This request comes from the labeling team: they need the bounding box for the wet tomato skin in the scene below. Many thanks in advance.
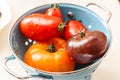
[45,4,63,21]
[20,13,62,42]
[24,37,75,72]
[66,30,107,64]
[64,20,88,40]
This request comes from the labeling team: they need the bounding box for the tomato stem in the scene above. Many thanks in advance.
[58,22,66,33]
[51,3,59,8]
[46,42,56,53]
[79,20,82,22]
[80,31,85,38]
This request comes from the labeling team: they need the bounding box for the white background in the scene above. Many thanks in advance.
[0,0,120,80]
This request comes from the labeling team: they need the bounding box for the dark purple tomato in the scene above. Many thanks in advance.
[66,30,107,64]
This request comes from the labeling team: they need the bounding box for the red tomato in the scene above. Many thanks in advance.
[64,20,88,40]
[45,4,63,21]
[20,13,62,42]
[24,37,75,72]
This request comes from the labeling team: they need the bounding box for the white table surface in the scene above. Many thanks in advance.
[0,0,120,80]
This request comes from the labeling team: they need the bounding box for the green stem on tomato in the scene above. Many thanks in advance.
[80,31,85,38]
[46,42,56,53]
[58,22,66,33]
[51,3,59,8]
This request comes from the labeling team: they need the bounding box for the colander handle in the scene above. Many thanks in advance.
[3,54,53,80]
[85,2,112,23]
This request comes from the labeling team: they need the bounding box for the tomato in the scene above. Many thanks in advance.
[66,30,107,64]
[24,37,75,72]
[20,13,62,42]
[64,20,88,40]
[45,4,63,21]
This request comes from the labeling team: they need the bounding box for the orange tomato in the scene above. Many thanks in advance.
[24,37,75,72]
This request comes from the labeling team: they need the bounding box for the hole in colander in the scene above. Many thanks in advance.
[88,24,92,29]
[92,69,96,73]
[84,76,88,79]
[28,39,32,43]
[33,41,37,44]
[24,38,35,46]
[25,41,29,46]
[25,70,29,73]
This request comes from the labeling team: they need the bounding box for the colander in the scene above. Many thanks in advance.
[3,2,112,80]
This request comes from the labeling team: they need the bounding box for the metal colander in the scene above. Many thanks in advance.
[3,2,111,80]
